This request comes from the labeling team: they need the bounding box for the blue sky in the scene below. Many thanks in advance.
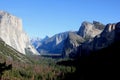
[0,0,120,38]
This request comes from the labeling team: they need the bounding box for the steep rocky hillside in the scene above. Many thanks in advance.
[0,38,31,63]
[63,21,105,57]
[70,22,119,58]
[78,21,104,40]
[63,32,84,57]
[37,31,72,54]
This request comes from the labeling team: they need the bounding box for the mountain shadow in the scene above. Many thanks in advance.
[0,62,12,79]
[57,40,115,80]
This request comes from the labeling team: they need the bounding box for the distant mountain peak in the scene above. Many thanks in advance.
[44,35,49,38]
[78,21,104,39]
[42,35,49,41]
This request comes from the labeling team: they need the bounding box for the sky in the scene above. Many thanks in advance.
[0,0,120,38]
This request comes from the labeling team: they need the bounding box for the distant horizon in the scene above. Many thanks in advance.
[0,0,120,38]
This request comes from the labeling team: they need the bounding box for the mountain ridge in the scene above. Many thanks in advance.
[37,31,72,54]
[69,22,120,58]
[34,21,105,57]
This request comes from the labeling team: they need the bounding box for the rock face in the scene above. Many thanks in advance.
[0,38,32,63]
[63,32,84,57]
[35,21,105,57]
[31,37,42,49]
[31,36,49,49]
[37,31,71,54]
[115,22,120,41]
[71,22,120,58]
[0,11,38,55]
[63,21,105,57]
[78,21,104,40]
[93,21,105,30]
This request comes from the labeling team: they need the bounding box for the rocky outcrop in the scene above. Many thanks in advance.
[35,21,105,57]
[37,31,71,54]
[31,37,42,49]
[63,32,84,57]
[0,11,38,55]
[115,22,120,41]
[71,22,120,58]
[31,36,49,49]
[93,21,105,30]
[78,21,104,40]
[63,21,104,57]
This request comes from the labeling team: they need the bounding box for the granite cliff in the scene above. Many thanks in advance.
[0,11,38,55]
[69,22,120,58]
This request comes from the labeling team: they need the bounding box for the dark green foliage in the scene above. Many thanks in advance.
[57,41,115,80]
[0,53,76,80]
[0,39,31,63]
[0,62,12,79]
[0,38,76,80]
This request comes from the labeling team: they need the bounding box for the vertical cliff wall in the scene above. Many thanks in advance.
[0,11,38,55]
